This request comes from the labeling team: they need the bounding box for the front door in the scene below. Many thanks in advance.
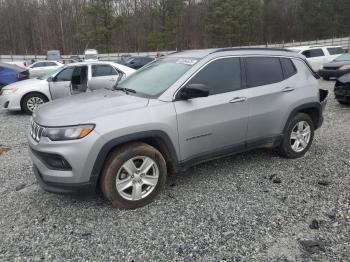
[49,67,75,100]
[174,57,250,162]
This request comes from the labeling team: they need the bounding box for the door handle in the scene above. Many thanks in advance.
[282,87,295,93]
[229,97,247,104]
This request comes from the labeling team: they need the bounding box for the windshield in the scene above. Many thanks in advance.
[117,57,198,97]
[38,66,63,80]
[335,53,350,62]
[85,54,98,60]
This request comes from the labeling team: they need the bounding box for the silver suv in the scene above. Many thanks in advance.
[28,49,329,209]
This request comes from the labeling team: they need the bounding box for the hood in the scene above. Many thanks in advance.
[33,89,149,126]
[2,78,45,90]
[323,61,350,68]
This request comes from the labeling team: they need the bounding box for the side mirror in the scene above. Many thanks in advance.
[178,84,209,100]
[47,76,54,82]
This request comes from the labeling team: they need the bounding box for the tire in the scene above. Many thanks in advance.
[21,93,48,114]
[278,113,315,159]
[100,142,167,209]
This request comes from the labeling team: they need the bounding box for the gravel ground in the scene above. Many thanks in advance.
[0,81,349,261]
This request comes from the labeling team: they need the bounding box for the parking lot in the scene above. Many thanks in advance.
[0,80,349,261]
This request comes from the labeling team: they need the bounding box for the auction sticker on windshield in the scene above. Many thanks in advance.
[176,59,198,66]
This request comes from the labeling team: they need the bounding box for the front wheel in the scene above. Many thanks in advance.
[22,93,48,114]
[278,113,315,159]
[101,142,167,209]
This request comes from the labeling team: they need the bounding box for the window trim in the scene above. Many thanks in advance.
[173,56,244,101]
[172,55,315,101]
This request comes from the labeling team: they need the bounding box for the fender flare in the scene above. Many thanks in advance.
[283,102,322,134]
[90,130,179,184]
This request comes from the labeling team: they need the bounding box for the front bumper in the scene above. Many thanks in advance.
[0,92,22,111]
[33,165,96,195]
[334,86,350,103]
[28,129,106,195]
[319,69,350,79]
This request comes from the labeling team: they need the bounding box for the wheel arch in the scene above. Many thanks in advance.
[20,91,50,110]
[283,102,322,134]
[91,131,180,187]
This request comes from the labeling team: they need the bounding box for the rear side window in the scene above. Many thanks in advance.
[92,65,118,77]
[302,49,324,58]
[188,57,241,95]
[327,47,344,55]
[245,57,284,88]
[280,58,297,79]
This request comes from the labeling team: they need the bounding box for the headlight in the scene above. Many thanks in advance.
[42,124,95,141]
[2,87,18,94]
[339,65,350,70]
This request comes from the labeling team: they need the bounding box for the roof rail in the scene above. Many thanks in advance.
[211,47,293,54]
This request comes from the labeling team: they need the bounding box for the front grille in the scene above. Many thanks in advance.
[30,120,45,142]
[323,67,339,70]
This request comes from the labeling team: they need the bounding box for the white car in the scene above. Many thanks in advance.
[28,61,63,78]
[84,49,99,62]
[288,45,345,71]
[0,61,135,114]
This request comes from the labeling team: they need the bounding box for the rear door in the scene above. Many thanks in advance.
[244,56,300,146]
[175,57,250,161]
[49,67,75,100]
[88,64,119,90]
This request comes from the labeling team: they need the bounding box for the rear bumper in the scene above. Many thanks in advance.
[33,165,96,195]
[319,69,350,79]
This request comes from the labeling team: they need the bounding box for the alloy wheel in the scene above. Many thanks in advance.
[290,121,311,153]
[115,156,159,201]
[26,97,44,112]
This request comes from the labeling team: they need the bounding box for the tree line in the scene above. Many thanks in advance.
[0,0,349,55]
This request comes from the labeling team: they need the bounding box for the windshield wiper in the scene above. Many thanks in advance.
[113,86,136,94]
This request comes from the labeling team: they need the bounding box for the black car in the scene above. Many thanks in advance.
[334,73,350,104]
[124,56,154,69]
[319,53,350,80]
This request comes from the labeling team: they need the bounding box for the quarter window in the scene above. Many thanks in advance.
[302,49,324,58]
[280,58,297,79]
[187,57,241,95]
[245,57,284,88]
[92,65,118,77]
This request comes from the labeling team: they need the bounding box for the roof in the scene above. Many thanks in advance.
[288,45,342,51]
[167,48,304,59]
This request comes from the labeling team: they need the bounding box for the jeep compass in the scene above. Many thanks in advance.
[28,48,329,209]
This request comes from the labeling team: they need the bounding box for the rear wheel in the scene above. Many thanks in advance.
[21,93,48,114]
[101,142,167,209]
[278,113,314,158]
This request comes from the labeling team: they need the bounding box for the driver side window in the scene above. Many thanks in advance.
[55,67,74,82]
[187,57,242,96]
